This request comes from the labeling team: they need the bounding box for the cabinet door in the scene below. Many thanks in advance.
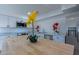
[9,17,17,27]
[0,15,8,27]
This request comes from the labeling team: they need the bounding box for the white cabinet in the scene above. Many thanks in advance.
[9,17,17,27]
[0,15,8,27]
[53,32,65,43]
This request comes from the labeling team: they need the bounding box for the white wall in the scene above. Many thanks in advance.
[35,15,66,35]
[35,15,79,36]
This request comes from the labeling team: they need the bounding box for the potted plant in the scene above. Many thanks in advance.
[26,11,38,43]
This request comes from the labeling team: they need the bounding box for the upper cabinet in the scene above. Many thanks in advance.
[9,17,17,27]
[0,15,8,27]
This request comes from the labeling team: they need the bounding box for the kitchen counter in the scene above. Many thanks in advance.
[1,35,74,55]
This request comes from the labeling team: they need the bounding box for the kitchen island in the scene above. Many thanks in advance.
[1,35,74,55]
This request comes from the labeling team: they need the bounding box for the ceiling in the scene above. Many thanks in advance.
[0,4,61,19]
[64,5,79,19]
[66,11,79,19]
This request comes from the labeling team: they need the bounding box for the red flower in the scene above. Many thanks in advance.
[35,25,40,32]
[53,22,59,30]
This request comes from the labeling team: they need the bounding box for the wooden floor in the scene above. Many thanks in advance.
[1,35,74,55]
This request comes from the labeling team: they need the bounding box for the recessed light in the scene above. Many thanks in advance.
[27,12,31,16]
